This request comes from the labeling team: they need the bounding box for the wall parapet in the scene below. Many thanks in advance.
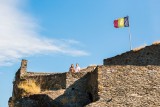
[104,44,160,66]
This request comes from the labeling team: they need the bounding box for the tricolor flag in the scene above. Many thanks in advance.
[114,16,129,28]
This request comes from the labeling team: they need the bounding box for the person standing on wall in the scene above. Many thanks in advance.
[75,63,80,72]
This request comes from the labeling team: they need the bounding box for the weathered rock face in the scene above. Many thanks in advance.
[104,44,160,66]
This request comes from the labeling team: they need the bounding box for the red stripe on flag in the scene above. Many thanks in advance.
[114,20,118,28]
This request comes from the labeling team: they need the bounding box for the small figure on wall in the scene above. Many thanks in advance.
[69,64,75,73]
[75,63,80,72]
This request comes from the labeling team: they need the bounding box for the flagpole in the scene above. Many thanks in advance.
[128,25,132,50]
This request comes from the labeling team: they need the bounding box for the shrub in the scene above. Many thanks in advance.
[18,79,40,96]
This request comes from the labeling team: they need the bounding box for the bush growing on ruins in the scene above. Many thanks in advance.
[18,79,40,96]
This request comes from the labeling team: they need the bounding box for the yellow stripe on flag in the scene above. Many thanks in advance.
[118,18,124,27]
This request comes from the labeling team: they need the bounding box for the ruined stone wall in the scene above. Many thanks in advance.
[104,44,160,66]
[51,72,92,107]
[50,66,98,106]
[9,43,160,107]
[9,61,98,107]
[66,66,96,88]
[87,66,102,102]
[88,65,160,107]
[12,72,67,101]
[66,72,88,89]
[10,63,160,107]
[24,72,66,91]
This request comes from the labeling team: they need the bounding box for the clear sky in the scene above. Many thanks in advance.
[1,0,160,106]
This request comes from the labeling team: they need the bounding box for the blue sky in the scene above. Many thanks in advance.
[1,0,160,106]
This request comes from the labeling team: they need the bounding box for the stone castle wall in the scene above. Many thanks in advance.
[104,44,160,66]
[9,44,160,107]
[23,72,66,91]
[86,65,160,107]
[9,62,160,107]
[9,60,98,107]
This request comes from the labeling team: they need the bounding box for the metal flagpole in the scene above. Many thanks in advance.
[128,25,132,50]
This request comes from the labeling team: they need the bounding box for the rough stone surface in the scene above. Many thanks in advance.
[85,65,160,107]
[9,44,160,107]
[9,64,97,107]
[104,44,160,66]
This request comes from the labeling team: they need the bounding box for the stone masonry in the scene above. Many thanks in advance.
[9,44,160,107]
[104,44,160,66]
[9,60,97,107]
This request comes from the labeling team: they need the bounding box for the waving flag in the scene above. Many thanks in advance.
[114,16,129,28]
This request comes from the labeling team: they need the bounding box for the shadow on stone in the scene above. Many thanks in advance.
[14,69,99,107]
[15,94,53,107]
[51,71,99,107]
